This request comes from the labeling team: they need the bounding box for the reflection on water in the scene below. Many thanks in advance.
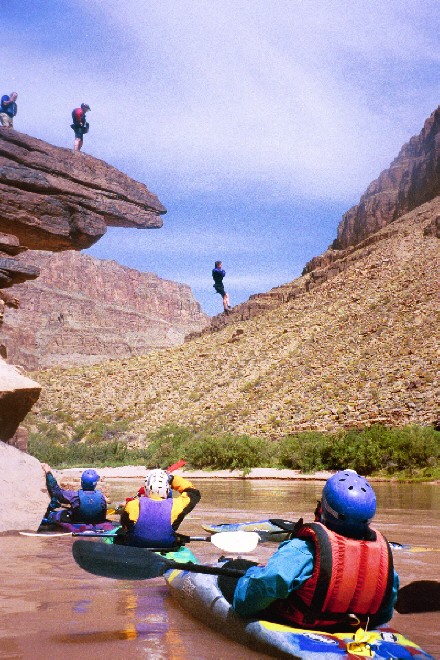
[0,479,438,659]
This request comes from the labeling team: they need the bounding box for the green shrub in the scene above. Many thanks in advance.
[186,434,271,473]
[278,432,327,472]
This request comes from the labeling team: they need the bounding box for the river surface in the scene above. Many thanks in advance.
[1,479,439,659]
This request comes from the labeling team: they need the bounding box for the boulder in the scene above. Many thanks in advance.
[0,442,49,532]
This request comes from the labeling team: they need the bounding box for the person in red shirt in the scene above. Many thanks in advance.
[71,103,90,152]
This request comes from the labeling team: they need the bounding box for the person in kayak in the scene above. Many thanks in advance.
[41,464,108,524]
[212,261,232,314]
[119,469,201,548]
[232,470,399,631]
[71,102,90,152]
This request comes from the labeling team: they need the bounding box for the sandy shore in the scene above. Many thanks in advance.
[48,466,440,484]
[53,466,334,481]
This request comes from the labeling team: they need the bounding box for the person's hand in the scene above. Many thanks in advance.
[41,463,51,474]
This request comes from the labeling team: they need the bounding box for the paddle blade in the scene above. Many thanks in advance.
[72,540,168,580]
[167,459,186,473]
[210,531,260,553]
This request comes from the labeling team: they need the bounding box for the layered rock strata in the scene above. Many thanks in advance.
[0,129,166,252]
[2,250,208,369]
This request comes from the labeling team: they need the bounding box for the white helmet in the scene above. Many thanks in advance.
[145,469,170,499]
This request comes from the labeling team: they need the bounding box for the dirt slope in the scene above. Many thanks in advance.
[32,199,439,442]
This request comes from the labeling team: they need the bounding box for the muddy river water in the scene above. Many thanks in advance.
[1,479,439,659]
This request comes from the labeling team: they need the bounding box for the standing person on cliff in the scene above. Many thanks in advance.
[71,103,90,152]
[212,260,232,314]
[0,92,18,127]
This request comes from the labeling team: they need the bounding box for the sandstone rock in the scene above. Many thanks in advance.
[1,250,209,369]
[0,359,41,441]
[0,129,166,251]
[0,442,49,532]
[331,106,440,252]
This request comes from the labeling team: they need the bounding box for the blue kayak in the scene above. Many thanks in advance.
[165,560,434,659]
[202,519,436,552]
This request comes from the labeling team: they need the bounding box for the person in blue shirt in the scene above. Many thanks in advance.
[41,464,108,525]
[232,470,399,631]
[212,261,232,314]
[0,92,18,128]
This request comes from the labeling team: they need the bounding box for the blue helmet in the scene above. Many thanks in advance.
[81,469,100,491]
[321,469,376,538]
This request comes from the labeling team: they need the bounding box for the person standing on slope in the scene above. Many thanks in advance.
[212,260,232,314]
[71,102,90,152]
[232,470,399,631]
[119,469,201,548]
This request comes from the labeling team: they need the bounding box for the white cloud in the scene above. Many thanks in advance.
[81,0,440,201]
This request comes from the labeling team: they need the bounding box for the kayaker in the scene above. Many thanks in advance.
[41,464,108,524]
[232,470,399,630]
[118,469,201,548]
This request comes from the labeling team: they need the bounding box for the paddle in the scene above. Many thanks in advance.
[72,530,259,551]
[266,519,438,553]
[71,540,440,614]
[72,540,248,580]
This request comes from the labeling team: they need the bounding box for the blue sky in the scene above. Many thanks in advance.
[3,1,439,314]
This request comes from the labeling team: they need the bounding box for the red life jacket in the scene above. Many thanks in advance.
[268,522,394,629]
[72,107,84,125]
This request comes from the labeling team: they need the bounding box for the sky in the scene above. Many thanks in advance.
[2,1,439,315]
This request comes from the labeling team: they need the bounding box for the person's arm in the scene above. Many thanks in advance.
[232,538,315,618]
[41,463,79,508]
[120,499,140,531]
[373,569,400,626]
[170,475,201,529]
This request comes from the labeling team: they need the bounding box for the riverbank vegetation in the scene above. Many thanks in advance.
[28,421,439,480]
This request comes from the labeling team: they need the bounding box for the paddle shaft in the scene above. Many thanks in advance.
[161,558,245,578]
[72,533,211,541]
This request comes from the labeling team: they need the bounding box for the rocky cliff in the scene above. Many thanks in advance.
[191,106,440,337]
[1,250,208,369]
[0,129,170,530]
[307,105,440,263]
[0,129,166,252]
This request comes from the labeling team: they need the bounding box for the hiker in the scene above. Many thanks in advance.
[0,92,18,128]
[41,464,108,525]
[231,470,399,630]
[71,102,90,152]
[118,469,201,548]
[212,261,232,313]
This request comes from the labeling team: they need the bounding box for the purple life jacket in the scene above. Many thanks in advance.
[128,496,176,548]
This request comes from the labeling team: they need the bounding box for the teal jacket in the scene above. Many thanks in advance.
[232,537,399,625]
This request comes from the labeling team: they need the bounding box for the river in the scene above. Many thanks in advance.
[1,479,438,659]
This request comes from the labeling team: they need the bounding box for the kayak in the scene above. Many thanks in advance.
[202,520,437,552]
[202,519,288,542]
[165,560,434,659]
[39,520,117,534]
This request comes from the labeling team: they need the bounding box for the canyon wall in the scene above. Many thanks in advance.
[2,250,208,369]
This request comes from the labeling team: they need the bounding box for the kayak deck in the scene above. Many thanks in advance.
[165,562,434,659]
